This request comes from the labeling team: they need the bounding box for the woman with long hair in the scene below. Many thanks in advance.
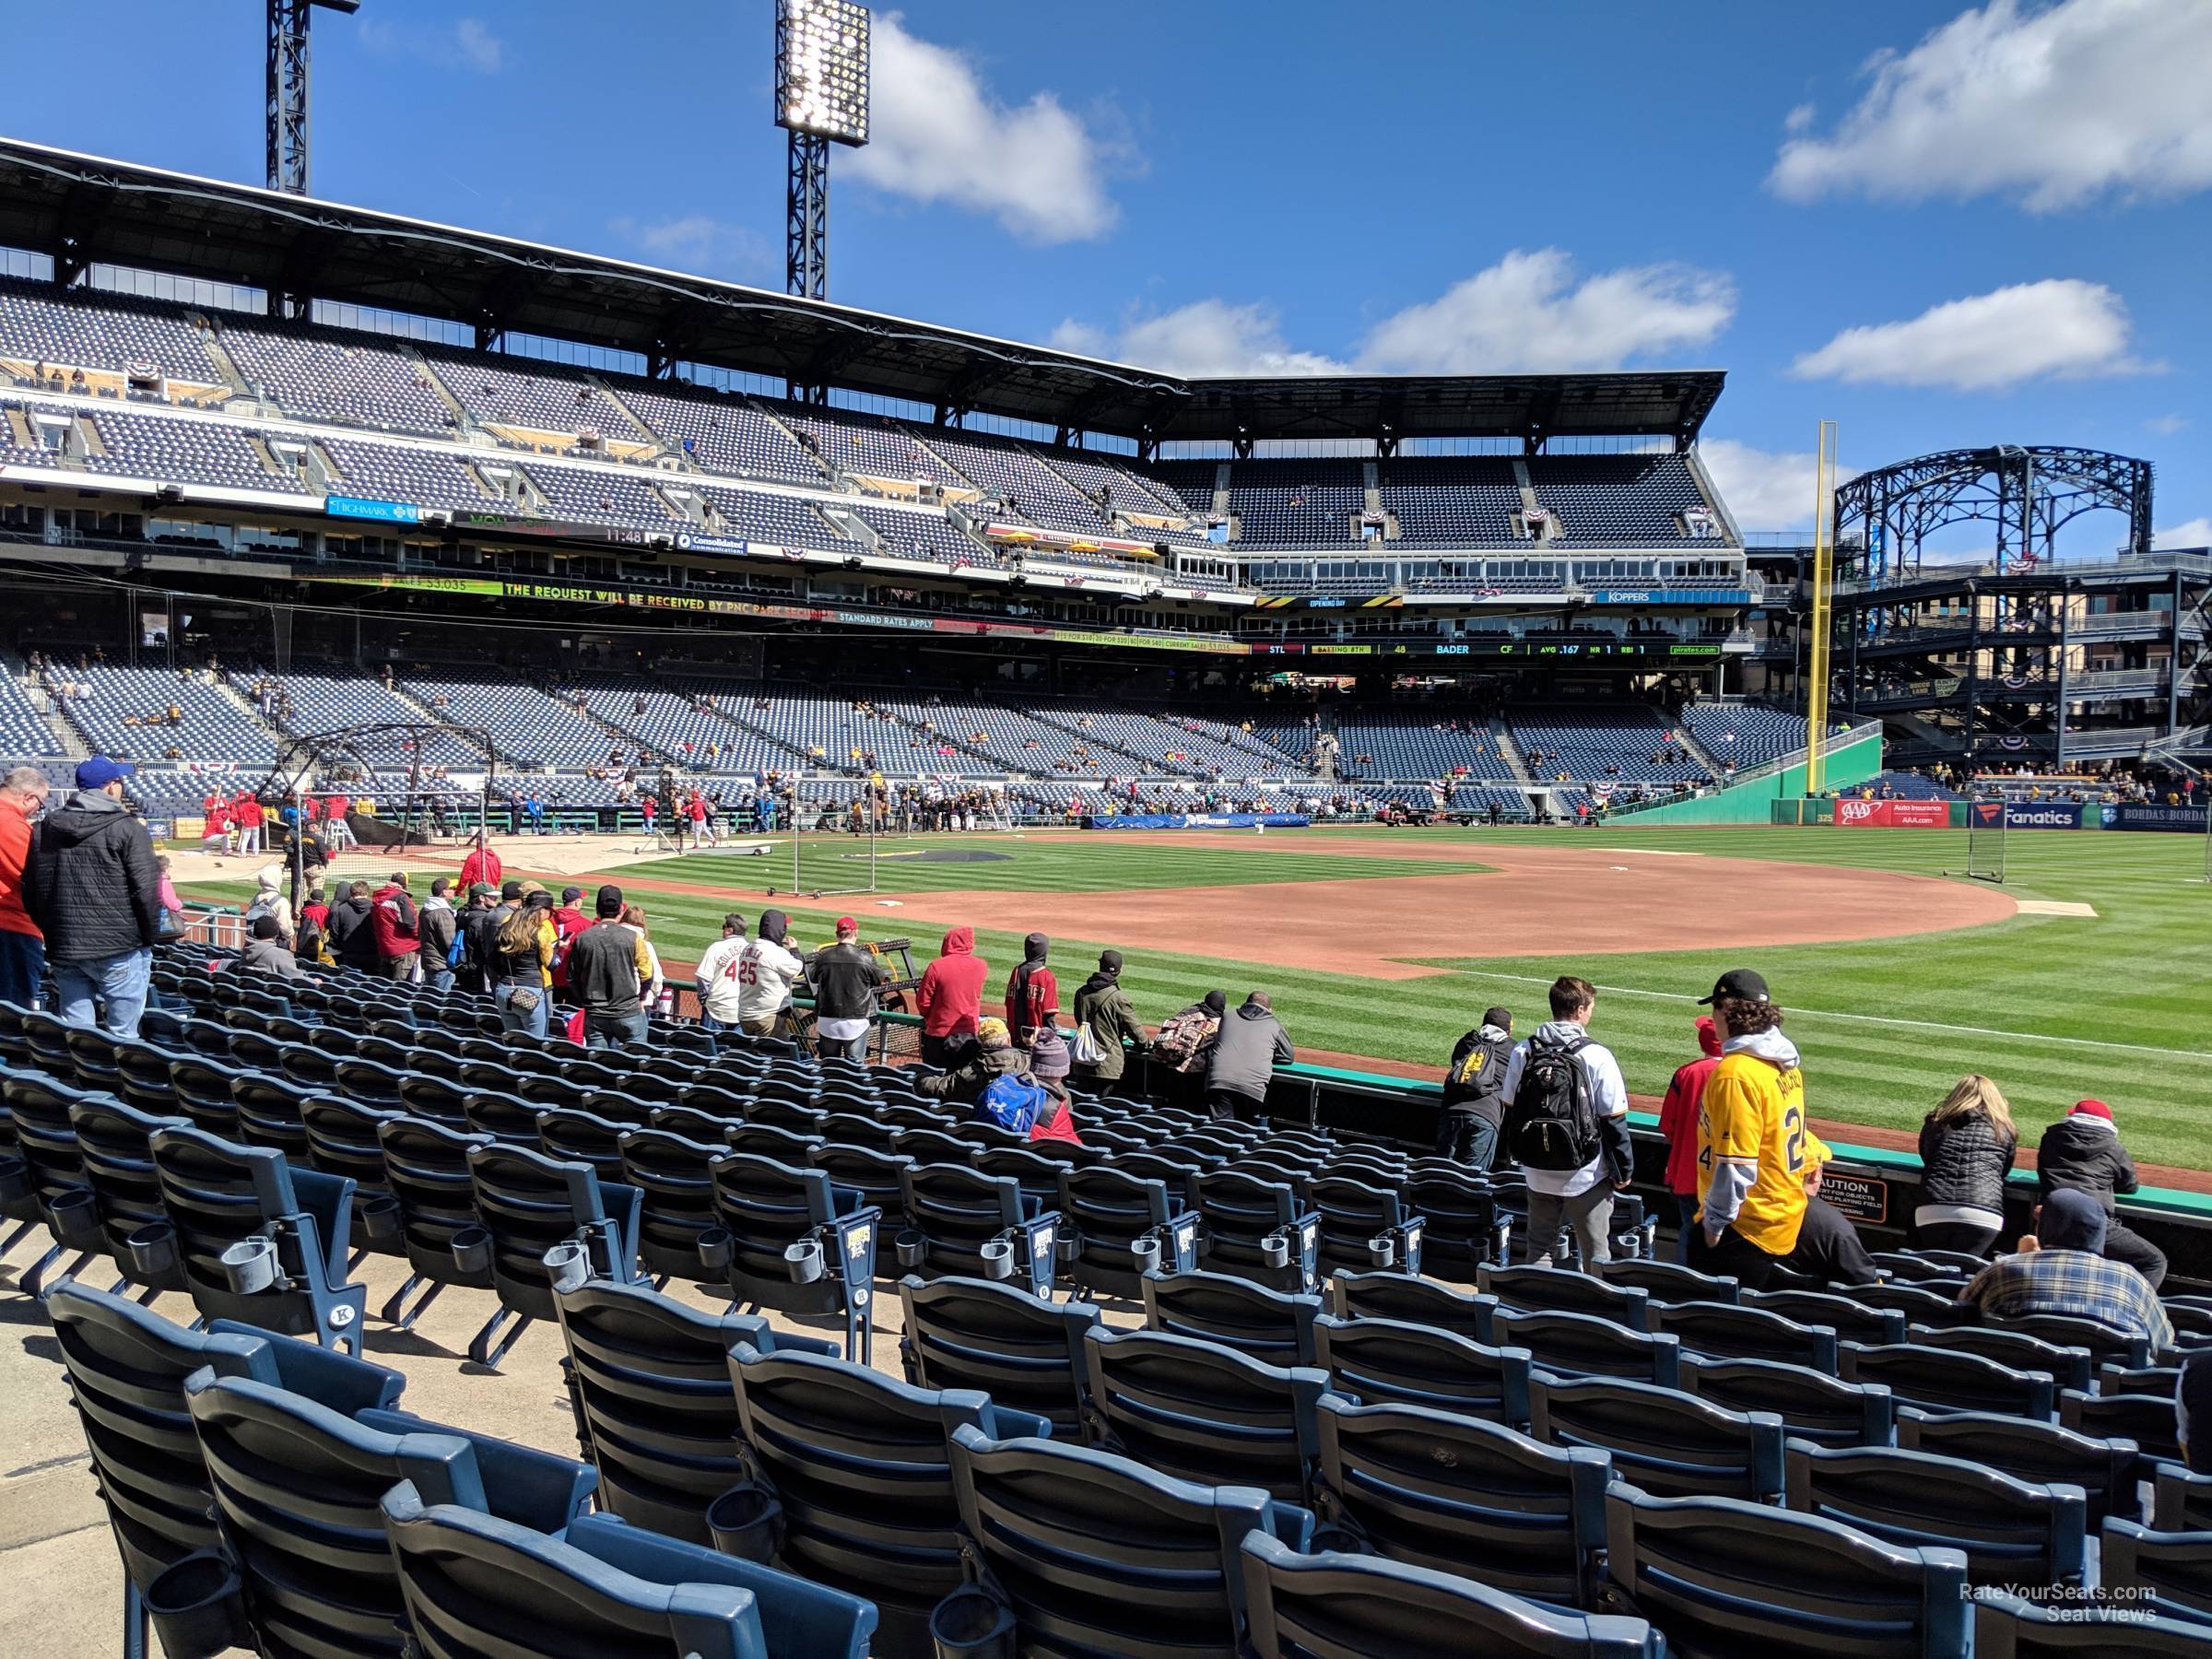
[489,888,556,1039]
[1913,1073,2018,1258]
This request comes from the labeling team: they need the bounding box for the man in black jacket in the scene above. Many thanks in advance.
[21,757,162,1037]
[1438,1006,1513,1170]
[567,883,653,1051]
[2037,1099,2167,1288]
[325,880,378,971]
[806,916,887,1060]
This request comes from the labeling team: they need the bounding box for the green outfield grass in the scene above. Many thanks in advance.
[609,841,1494,894]
[184,821,2212,1168]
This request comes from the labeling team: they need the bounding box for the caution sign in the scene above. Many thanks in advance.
[1819,1170,1888,1226]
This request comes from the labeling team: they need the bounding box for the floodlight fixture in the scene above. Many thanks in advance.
[775,0,871,147]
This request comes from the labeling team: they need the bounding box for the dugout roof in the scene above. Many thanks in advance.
[0,137,1724,447]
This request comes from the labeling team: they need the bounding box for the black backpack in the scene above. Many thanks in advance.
[1506,1032,1600,1171]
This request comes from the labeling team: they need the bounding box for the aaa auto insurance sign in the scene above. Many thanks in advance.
[1835,798,1950,828]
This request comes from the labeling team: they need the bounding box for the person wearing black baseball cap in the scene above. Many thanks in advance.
[22,756,162,1038]
[567,883,655,1051]
[1689,968,1877,1289]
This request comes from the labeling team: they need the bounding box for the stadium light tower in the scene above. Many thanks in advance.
[773,0,870,300]
[266,0,360,196]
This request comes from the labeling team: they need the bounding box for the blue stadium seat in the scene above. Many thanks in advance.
[549,1278,834,1545]
[44,1280,403,1659]
[181,1370,597,1657]
[1480,1263,1652,1330]
[702,1151,878,1362]
[1841,1344,2057,1420]
[1400,1167,1510,1280]
[147,1124,369,1353]
[1598,1484,1971,1657]
[373,1114,494,1330]
[2062,1387,2182,1462]
[724,1338,1047,1659]
[1896,1406,2140,1525]
[2157,1465,2212,1532]
[1310,1394,1610,1609]
[1598,1256,1741,1306]
[1193,1168,1320,1292]
[1743,1285,1907,1347]
[1972,1589,2212,1655]
[1055,1165,1199,1299]
[898,1161,1056,1298]
[1329,1269,1498,1342]
[67,1093,193,1296]
[928,1424,1310,1655]
[1650,1299,1839,1372]
[1783,1439,2087,1589]
[896,1273,1101,1435]
[380,1483,877,1659]
[1312,1312,1534,1429]
[1140,1267,1323,1366]
[1530,1373,1786,1502]
[2100,1519,2212,1624]
[1493,1307,1683,1387]
[1240,1530,1665,1657]
[465,1141,643,1371]
[1990,1312,2153,1372]
[1908,1324,2095,1394]
[0,1069,110,1295]
[618,1127,732,1288]
[1078,1324,1327,1503]
[1305,1173,1425,1277]
[1677,1353,1897,1450]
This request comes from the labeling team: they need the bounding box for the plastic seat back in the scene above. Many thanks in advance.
[725,1340,1038,1654]
[1599,1257,1741,1305]
[1240,1530,1664,1656]
[1311,1394,1608,1609]
[1531,1372,1786,1502]
[1401,1170,1507,1281]
[1897,1407,2139,1527]
[1079,1325,1327,1503]
[1312,1312,1534,1429]
[1989,1312,2151,1371]
[1678,1353,1897,1450]
[379,1484,875,1659]
[2060,1388,2181,1461]
[1057,1166,1196,1299]
[1493,1307,1682,1387]
[1909,1324,2094,1394]
[1479,1264,1652,1331]
[1330,1269,1497,1343]
[705,1151,877,1357]
[69,1094,191,1287]
[549,1279,833,1545]
[937,1425,1290,1656]
[1841,1343,2056,1420]
[166,1053,250,1138]
[537,1107,633,1185]
[614,1128,726,1286]
[1784,1440,2088,1590]
[1141,1268,1322,1366]
[1194,1169,1319,1293]
[1742,1286,1908,1347]
[468,1141,641,1324]
[900,1162,1055,1298]
[377,1115,495,1287]
[896,1274,1101,1435]
[300,1091,402,1191]
[2104,1518,2212,1624]
[1650,1299,1839,1373]
[1307,1173,1423,1277]
[1972,1589,2212,1655]
[148,1124,368,1352]
[1601,1484,1971,1658]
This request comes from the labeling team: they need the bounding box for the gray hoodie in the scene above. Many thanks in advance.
[1205,999,1294,1102]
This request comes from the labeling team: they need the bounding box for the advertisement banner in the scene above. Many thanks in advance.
[1834,798,1950,828]
[2112,804,2210,833]
[1084,814,1311,831]
[2003,801,2084,830]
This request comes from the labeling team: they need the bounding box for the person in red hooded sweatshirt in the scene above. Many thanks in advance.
[1004,932,1059,1050]
[1658,1015,1724,1264]
[368,871,421,983]
[458,830,501,894]
[916,924,987,1067]
[549,885,589,1004]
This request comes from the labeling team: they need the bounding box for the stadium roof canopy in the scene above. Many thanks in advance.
[0,138,1724,449]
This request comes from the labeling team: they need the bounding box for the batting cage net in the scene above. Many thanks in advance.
[1964,796,2007,884]
[782,777,880,899]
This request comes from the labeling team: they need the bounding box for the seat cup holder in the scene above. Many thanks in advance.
[358,1193,402,1244]
[705,1483,784,1563]
[1260,1233,1291,1270]
[929,1588,1018,1659]
[48,1187,101,1246]
[126,1220,181,1278]
[1131,1235,1161,1274]
[896,1228,928,1269]
[696,1226,733,1270]
[218,1234,277,1295]
[1368,1234,1396,1269]
[143,1549,251,1659]
[980,1239,1015,1281]
[784,1238,825,1284]
[543,1240,591,1293]
[1053,1232,1081,1265]
[451,1224,493,1277]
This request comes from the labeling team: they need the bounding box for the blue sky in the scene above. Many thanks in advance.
[3,0,2206,544]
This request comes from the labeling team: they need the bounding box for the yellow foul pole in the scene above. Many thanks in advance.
[1806,419,1838,795]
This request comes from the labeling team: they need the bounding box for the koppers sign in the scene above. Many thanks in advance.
[1835,798,1951,828]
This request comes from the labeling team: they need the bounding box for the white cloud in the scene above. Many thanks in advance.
[2154,518,2212,549]
[1054,249,1734,379]
[1770,0,2212,211]
[2146,413,2190,436]
[846,13,1120,243]
[359,15,504,74]
[610,216,772,278]
[1050,300,1344,377]
[1789,279,2154,392]
[1697,439,1862,531]
[1355,250,1734,375]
